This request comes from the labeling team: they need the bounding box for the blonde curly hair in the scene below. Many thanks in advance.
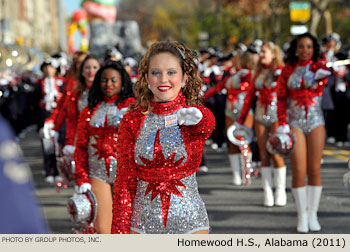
[131,41,203,112]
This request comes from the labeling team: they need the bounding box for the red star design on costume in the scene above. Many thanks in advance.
[293,79,317,120]
[91,114,117,176]
[138,130,186,228]
[259,87,276,114]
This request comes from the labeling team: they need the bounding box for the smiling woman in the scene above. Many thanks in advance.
[276,32,331,233]
[74,61,135,234]
[111,41,216,234]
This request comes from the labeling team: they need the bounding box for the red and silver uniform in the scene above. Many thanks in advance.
[46,76,76,125]
[238,66,284,126]
[38,76,64,112]
[75,96,135,186]
[111,93,215,234]
[277,59,329,134]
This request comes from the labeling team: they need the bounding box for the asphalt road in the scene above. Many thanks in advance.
[20,129,350,234]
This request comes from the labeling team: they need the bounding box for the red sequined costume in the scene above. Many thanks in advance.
[75,96,135,186]
[45,76,77,126]
[204,69,252,121]
[238,66,284,126]
[277,59,329,134]
[38,76,64,112]
[111,93,215,234]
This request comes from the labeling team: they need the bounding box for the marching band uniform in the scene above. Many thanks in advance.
[277,59,329,134]
[277,58,330,232]
[53,84,89,147]
[238,65,283,127]
[37,75,63,180]
[74,96,135,186]
[204,69,252,185]
[111,92,215,234]
[238,65,287,206]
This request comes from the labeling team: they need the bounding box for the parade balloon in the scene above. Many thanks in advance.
[72,9,87,22]
[81,0,117,6]
[82,0,117,23]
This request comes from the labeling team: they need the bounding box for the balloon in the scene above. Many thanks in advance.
[82,1,117,23]
[72,9,88,22]
[81,0,117,6]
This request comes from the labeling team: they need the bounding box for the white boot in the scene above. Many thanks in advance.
[274,166,287,206]
[261,167,274,206]
[307,185,322,231]
[292,187,309,233]
[229,154,242,185]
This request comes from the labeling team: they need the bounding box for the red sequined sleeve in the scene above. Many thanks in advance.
[276,65,292,126]
[46,93,66,125]
[111,109,142,234]
[52,96,68,131]
[64,95,80,146]
[202,75,230,101]
[117,97,136,109]
[74,107,91,186]
[237,74,255,124]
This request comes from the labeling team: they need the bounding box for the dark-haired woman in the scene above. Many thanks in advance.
[277,33,330,233]
[75,61,135,233]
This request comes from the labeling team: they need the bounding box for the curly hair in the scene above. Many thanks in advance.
[75,54,100,97]
[285,32,320,64]
[130,41,203,112]
[88,61,134,109]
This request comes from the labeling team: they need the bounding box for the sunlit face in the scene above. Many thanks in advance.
[101,68,122,97]
[83,59,100,85]
[147,52,186,102]
[296,37,314,62]
[259,45,274,66]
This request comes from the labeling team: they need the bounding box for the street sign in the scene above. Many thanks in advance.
[290,25,308,35]
[289,1,311,22]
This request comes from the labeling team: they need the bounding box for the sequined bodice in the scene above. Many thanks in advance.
[77,90,89,112]
[134,111,188,167]
[89,102,123,128]
[287,64,318,90]
[255,69,277,89]
[225,73,241,89]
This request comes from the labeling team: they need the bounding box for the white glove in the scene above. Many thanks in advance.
[277,125,290,134]
[314,69,331,80]
[237,69,249,77]
[274,69,282,77]
[119,107,128,118]
[335,82,346,92]
[62,145,75,156]
[43,123,54,139]
[74,183,91,194]
[50,130,59,139]
[177,107,203,126]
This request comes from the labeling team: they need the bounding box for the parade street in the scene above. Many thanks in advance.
[20,128,350,234]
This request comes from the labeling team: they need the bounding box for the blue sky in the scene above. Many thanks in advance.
[62,0,82,17]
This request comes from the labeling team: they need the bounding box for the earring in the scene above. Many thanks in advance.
[181,82,185,88]
[148,84,151,89]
